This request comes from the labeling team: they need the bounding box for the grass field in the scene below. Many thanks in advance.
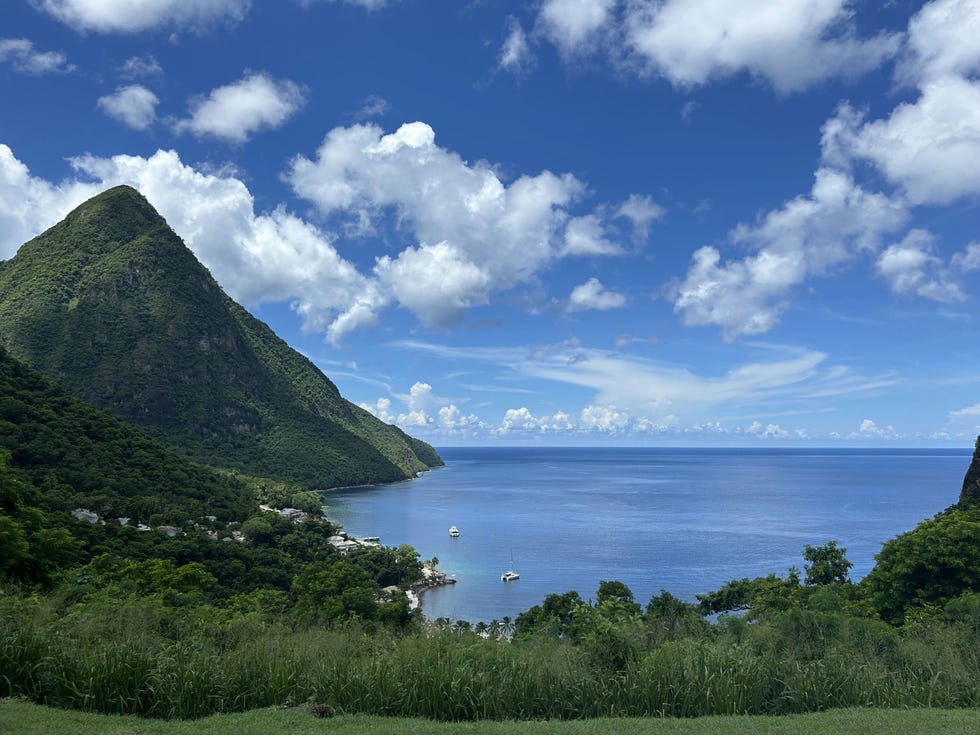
[1,700,977,735]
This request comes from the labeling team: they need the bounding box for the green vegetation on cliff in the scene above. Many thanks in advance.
[959,436,980,506]
[0,185,441,489]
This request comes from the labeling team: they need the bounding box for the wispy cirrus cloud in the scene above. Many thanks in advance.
[499,16,534,75]
[390,339,899,428]
[299,0,392,10]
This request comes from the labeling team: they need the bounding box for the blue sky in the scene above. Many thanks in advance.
[1,0,979,446]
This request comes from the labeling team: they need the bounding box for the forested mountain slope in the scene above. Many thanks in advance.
[0,186,441,489]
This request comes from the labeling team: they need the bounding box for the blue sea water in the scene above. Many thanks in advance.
[322,446,970,623]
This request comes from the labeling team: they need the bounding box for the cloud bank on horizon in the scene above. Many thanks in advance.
[2,0,979,445]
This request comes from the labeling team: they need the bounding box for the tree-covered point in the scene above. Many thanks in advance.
[0,185,442,491]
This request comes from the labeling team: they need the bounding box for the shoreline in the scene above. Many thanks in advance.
[317,468,453,616]
[319,463,442,494]
[408,563,456,612]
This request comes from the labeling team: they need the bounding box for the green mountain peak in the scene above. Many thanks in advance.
[0,186,441,489]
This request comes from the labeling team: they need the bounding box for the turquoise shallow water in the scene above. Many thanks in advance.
[322,446,970,623]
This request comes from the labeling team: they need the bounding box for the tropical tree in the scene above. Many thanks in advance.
[863,506,980,623]
[803,540,853,586]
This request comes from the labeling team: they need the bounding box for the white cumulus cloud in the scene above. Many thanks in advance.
[174,73,307,144]
[624,0,900,93]
[746,420,790,439]
[0,145,103,258]
[497,406,574,435]
[395,339,900,438]
[537,0,616,57]
[97,85,160,130]
[375,241,492,328]
[897,0,980,86]
[616,193,665,243]
[287,121,621,339]
[0,38,74,74]
[875,229,964,302]
[568,278,626,312]
[952,242,980,272]
[437,404,484,432]
[823,79,980,206]
[670,168,906,340]
[668,0,980,344]
[853,418,901,439]
[361,381,485,435]
[562,214,621,256]
[579,404,632,432]
[35,0,251,33]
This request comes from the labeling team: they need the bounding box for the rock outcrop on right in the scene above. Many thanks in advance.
[960,436,980,506]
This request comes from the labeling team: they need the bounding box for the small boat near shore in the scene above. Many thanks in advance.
[449,525,460,537]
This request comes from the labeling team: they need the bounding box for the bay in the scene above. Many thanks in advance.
[322,446,970,623]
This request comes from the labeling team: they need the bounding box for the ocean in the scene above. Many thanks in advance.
[322,446,970,623]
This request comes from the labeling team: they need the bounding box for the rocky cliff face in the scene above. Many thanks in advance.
[959,436,980,506]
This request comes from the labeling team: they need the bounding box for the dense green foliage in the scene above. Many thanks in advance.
[2,583,978,721]
[0,185,441,490]
[959,436,980,505]
[863,505,980,624]
[2,513,978,721]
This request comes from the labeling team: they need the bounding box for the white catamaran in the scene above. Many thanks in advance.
[501,551,519,581]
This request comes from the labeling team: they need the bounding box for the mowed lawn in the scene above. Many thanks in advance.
[1,701,978,735]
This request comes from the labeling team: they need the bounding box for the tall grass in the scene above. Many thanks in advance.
[2,596,978,721]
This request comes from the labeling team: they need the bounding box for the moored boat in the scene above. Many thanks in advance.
[501,550,519,581]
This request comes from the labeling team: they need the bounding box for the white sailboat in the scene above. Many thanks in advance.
[501,551,519,581]
[449,525,460,537]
